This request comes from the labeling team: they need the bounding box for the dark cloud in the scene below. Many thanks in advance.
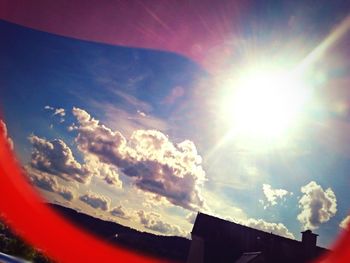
[297,181,337,230]
[110,205,131,219]
[27,133,122,188]
[71,107,206,210]
[27,167,76,201]
[58,188,75,201]
[79,192,110,211]
[28,135,91,183]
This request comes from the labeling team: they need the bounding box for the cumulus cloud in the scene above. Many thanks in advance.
[110,205,131,219]
[141,192,171,209]
[339,215,350,229]
[137,210,185,236]
[58,188,75,201]
[79,192,110,211]
[27,167,76,201]
[297,181,337,230]
[28,135,91,183]
[262,184,289,207]
[27,135,123,188]
[244,218,295,239]
[0,119,14,149]
[84,155,122,188]
[71,107,206,210]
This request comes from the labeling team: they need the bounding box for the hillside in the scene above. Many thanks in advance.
[51,204,190,262]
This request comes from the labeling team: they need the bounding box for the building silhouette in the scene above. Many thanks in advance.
[187,213,328,263]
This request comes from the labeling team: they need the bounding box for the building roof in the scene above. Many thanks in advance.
[191,212,328,263]
[235,252,263,263]
[192,212,297,243]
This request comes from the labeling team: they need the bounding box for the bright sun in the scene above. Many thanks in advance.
[221,65,310,140]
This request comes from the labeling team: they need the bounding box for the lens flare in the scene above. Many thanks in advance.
[220,65,311,141]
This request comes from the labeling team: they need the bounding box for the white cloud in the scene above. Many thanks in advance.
[28,135,91,183]
[54,108,66,117]
[44,106,66,123]
[27,167,76,201]
[84,155,122,188]
[339,215,350,229]
[71,107,206,210]
[45,105,65,116]
[244,218,295,239]
[44,105,54,110]
[141,192,170,209]
[137,210,185,236]
[262,184,289,207]
[79,192,110,211]
[137,110,147,117]
[0,119,14,149]
[297,181,337,230]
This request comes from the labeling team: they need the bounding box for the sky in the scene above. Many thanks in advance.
[1,1,350,248]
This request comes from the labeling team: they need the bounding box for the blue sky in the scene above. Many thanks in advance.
[1,7,350,249]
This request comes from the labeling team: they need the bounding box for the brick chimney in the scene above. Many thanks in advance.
[301,230,318,260]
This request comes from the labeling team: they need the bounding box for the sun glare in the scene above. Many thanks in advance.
[221,66,310,140]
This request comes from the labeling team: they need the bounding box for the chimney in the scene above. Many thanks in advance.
[301,230,318,259]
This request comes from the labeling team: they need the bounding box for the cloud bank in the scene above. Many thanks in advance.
[297,181,337,230]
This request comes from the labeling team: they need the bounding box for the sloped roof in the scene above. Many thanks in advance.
[192,212,296,242]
